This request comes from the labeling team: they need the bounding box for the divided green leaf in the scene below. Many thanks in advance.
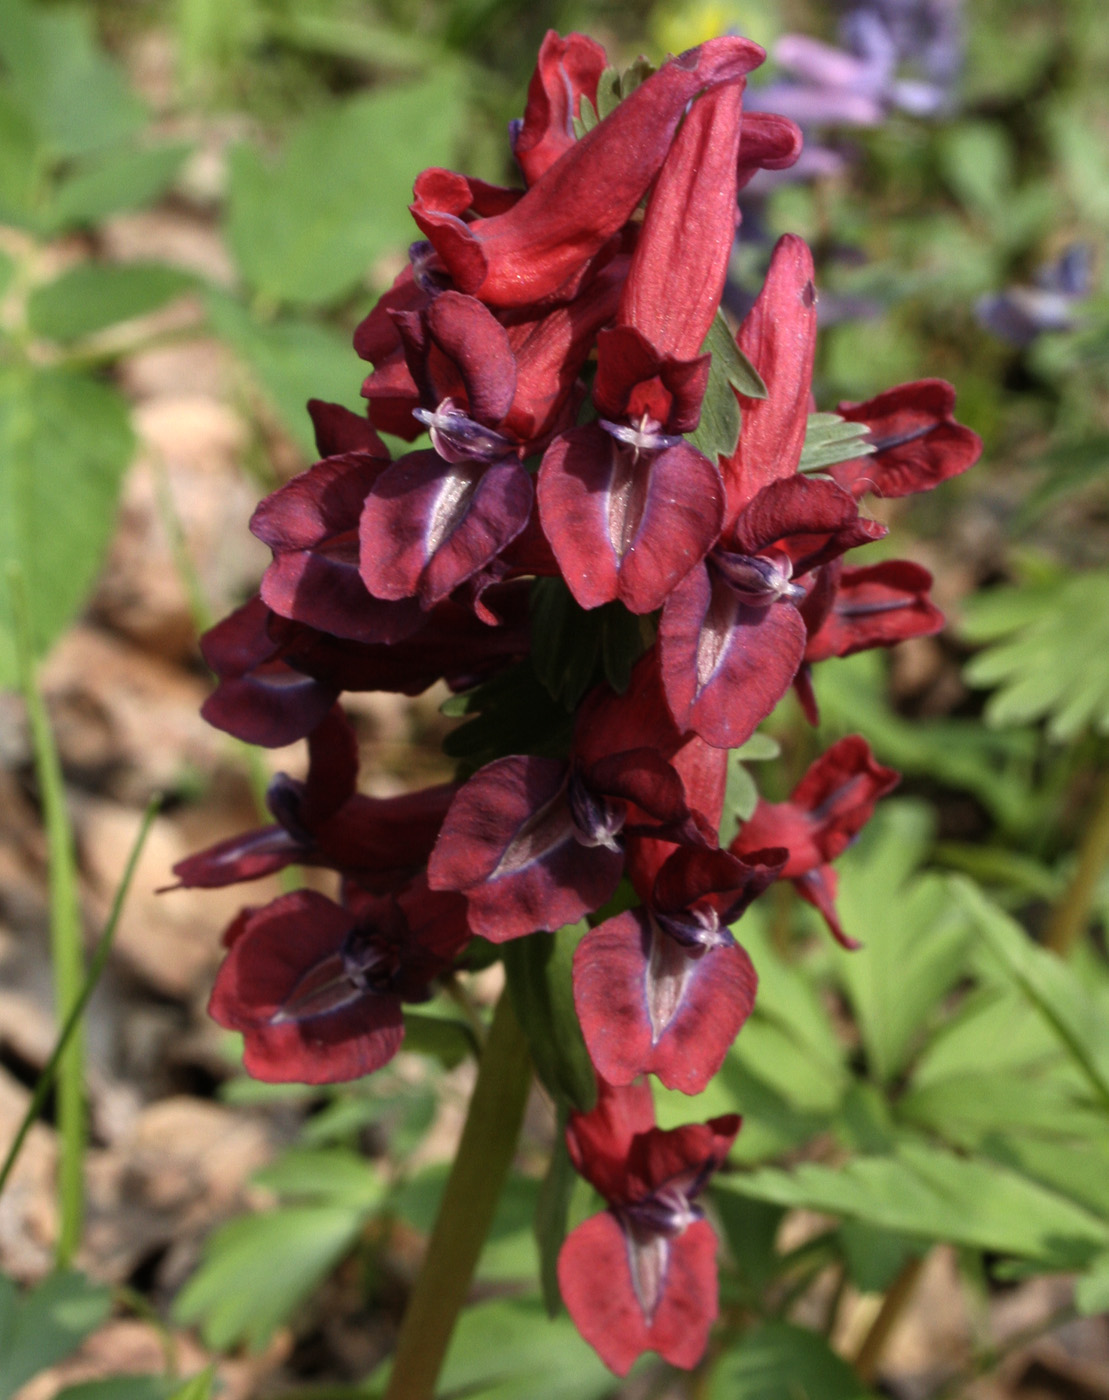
[689,308,767,463]
[798,412,875,474]
[961,570,1109,740]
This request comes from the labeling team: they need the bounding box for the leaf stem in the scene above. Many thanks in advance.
[1044,763,1109,956]
[383,988,531,1400]
[8,563,85,1267]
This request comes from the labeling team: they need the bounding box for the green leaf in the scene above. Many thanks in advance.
[166,1368,216,1400]
[938,122,1014,220]
[204,290,364,455]
[838,1221,919,1293]
[0,88,42,226]
[227,75,465,308]
[954,879,1109,1110]
[961,572,1109,740]
[798,412,875,474]
[528,578,602,711]
[534,1121,574,1317]
[28,263,196,342]
[402,1007,479,1068]
[0,0,144,160]
[832,804,973,1084]
[0,366,134,686]
[370,1297,613,1400]
[440,661,572,765]
[719,733,779,842]
[1075,1252,1109,1316]
[53,1380,176,1400]
[252,1148,385,1208]
[46,143,191,231]
[0,1270,112,1400]
[709,1322,871,1400]
[688,308,766,463]
[503,922,596,1113]
[897,1071,1106,1150]
[173,1202,370,1350]
[721,1141,1109,1267]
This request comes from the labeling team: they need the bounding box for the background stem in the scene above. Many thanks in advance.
[10,564,86,1267]
[1044,765,1109,956]
[384,988,532,1400]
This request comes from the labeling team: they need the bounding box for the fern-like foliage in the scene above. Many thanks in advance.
[962,568,1109,740]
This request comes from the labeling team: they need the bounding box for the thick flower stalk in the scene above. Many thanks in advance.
[175,28,981,1386]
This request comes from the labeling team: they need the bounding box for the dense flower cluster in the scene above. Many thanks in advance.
[176,30,979,1377]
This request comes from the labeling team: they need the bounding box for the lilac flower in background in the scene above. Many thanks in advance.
[747,0,964,136]
[976,245,1093,348]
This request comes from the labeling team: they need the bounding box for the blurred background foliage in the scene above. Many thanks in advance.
[4,0,1109,1396]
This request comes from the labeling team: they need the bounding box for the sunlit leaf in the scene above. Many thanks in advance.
[0,366,134,685]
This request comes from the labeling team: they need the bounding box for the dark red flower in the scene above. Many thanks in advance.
[828,380,982,500]
[573,843,782,1092]
[172,706,455,894]
[512,30,608,186]
[410,37,764,308]
[209,881,468,1083]
[729,735,899,946]
[427,653,723,941]
[558,1078,740,1375]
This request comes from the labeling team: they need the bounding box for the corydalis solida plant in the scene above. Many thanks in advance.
[175,29,980,1384]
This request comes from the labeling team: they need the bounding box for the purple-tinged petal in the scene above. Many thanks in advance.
[423,291,518,425]
[427,756,623,941]
[359,450,533,608]
[170,825,303,889]
[261,531,425,645]
[251,454,386,554]
[201,664,338,748]
[538,426,724,614]
[306,399,390,459]
[659,563,806,748]
[574,910,757,1093]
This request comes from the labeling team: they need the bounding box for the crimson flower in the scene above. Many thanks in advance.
[658,236,884,748]
[210,881,468,1084]
[729,734,899,946]
[573,842,783,1093]
[427,652,725,940]
[171,706,453,894]
[558,1078,740,1375]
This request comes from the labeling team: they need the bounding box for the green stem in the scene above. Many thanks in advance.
[9,564,85,1267]
[0,797,160,1202]
[384,989,532,1400]
[1044,764,1109,956]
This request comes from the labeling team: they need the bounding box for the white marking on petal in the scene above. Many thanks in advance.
[646,919,692,1044]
